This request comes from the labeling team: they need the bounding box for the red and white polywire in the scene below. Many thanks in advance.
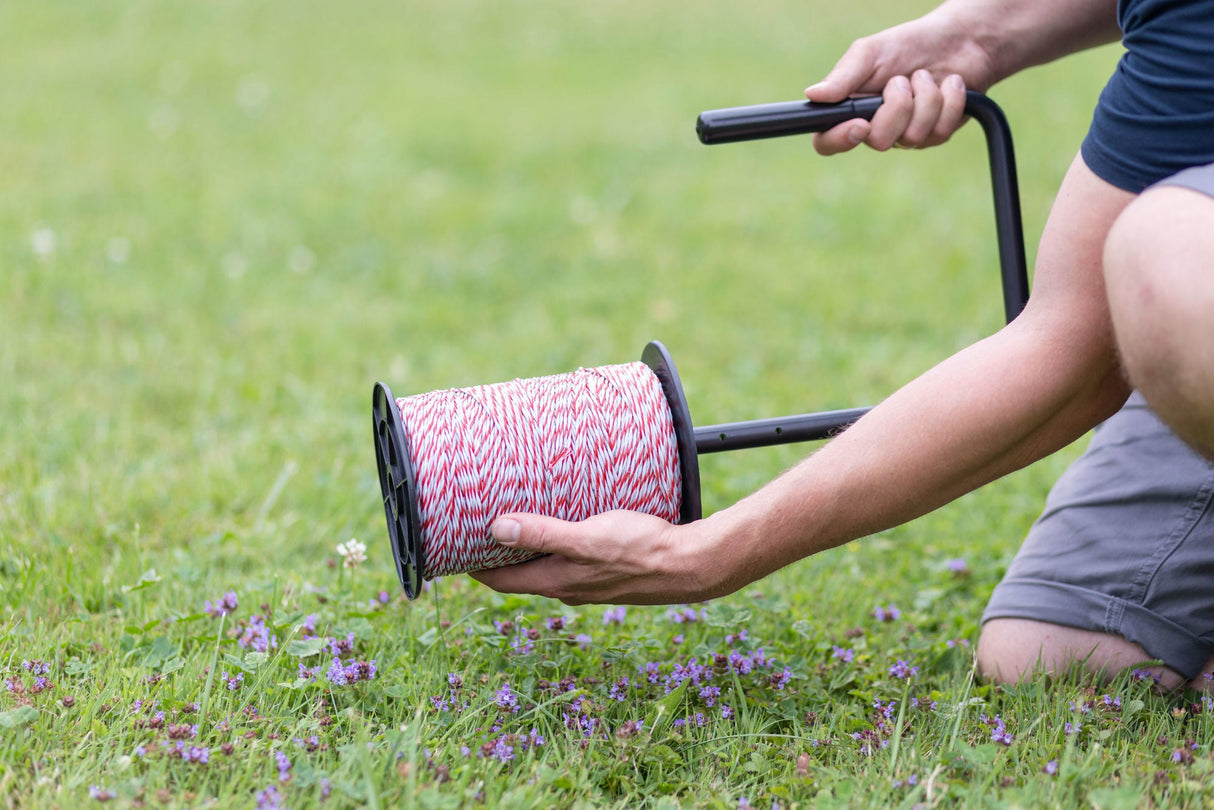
[394,361,682,579]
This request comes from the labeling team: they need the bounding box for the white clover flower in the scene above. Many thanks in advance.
[336,538,367,569]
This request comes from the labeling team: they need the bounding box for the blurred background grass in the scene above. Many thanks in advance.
[0,0,1121,616]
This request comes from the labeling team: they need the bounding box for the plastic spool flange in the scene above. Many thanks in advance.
[640,341,703,525]
[372,382,424,599]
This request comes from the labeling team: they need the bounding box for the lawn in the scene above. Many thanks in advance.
[3,1,1210,808]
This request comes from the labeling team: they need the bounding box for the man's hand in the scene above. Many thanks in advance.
[470,510,735,606]
[804,14,995,155]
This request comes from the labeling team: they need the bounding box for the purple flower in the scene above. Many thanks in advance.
[872,604,901,622]
[721,705,734,720]
[527,728,545,748]
[574,633,592,649]
[326,658,349,686]
[609,678,630,702]
[204,591,239,618]
[1065,721,1081,735]
[325,657,377,686]
[603,606,627,626]
[699,686,721,707]
[223,671,244,691]
[667,606,701,624]
[491,736,515,763]
[1044,759,1059,775]
[509,632,535,655]
[183,746,209,764]
[275,750,292,781]
[22,660,51,676]
[328,632,356,656]
[89,785,116,801]
[984,714,1013,746]
[255,785,284,810]
[728,650,754,675]
[946,558,969,574]
[494,683,520,713]
[832,646,855,663]
[237,615,277,652]
[888,660,918,680]
[770,666,793,690]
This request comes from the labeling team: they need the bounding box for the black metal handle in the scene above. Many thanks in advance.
[692,91,1029,454]
[696,96,886,144]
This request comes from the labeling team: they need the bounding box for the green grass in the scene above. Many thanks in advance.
[4,0,1210,807]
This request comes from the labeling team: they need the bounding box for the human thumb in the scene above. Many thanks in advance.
[806,46,878,103]
[490,516,523,545]
[490,513,575,557]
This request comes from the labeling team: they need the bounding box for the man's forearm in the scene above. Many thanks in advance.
[932,0,1121,84]
[704,313,1128,586]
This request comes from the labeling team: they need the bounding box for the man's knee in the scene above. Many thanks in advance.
[1103,187,1206,364]
[1103,185,1214,456]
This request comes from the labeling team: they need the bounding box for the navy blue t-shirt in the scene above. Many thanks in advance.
[1081,0,1214,192]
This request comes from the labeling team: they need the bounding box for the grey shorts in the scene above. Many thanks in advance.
[1156,161,1214,198]
[983,393,1214,678]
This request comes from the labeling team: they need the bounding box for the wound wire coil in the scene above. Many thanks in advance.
[392,361,683,579]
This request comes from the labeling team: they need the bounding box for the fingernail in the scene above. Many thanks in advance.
[492,518,520,545]
[848,123,868,144]
[947,74,965,90]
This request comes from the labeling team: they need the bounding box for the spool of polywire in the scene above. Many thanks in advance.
[372,342,701,598]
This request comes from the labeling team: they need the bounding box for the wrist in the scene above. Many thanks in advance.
[920,4,1004,88]
[670,511,755,600]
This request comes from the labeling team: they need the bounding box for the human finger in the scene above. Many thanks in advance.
[470,553,589,604]
[898,69,944,146]
[922,74,968,147]
[804,37,880,104]
[864,75,915,152]
[812,119,873,156]
[488,513,588,561]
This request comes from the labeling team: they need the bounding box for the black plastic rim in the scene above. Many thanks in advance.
[372,382,424,599]
[641,341,703,523]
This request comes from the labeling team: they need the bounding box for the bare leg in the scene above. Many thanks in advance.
[1104,185,1214,460]
[978,618,1214,692]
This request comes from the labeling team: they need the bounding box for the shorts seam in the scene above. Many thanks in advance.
[1130,468,1214,604]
